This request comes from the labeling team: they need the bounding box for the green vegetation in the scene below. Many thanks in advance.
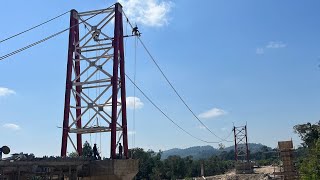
[68,151,79,158]
[63,122,320,179]
[129,146,277,179]
[294,121,320,179]
[82,141,93,158]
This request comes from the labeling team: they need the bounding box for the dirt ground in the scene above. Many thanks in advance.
[195,166,282,180]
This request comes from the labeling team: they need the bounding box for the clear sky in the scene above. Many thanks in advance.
[1,0,320,158]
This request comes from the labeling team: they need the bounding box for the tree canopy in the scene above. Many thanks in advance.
[82,141,93,158]
[294,121,320,147]
[294,121,320,179]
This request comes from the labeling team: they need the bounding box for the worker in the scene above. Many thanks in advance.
[119,143,123,159]
[93,144,101,160]
[132,25,141,37]
[93,29,100,41]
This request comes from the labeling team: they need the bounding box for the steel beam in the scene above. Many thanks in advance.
[111,3,121,159]
[61,9,79,157]
[118,5,128,158]
[61,3,129,159]
[233,125,250,162]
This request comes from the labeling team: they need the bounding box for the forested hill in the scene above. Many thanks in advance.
[161,143,271,159]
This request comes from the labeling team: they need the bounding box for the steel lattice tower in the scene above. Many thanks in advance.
[61,3,128,159]
[233,125,249,162]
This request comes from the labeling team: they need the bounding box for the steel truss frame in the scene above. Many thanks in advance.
[61,3,128,159]
[233,125,249,162]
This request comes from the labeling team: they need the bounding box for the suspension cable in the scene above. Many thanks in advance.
[0,10,70,43]
[122,10,232,142]
[0,4,114,61]
[125,74,226,144]
[137,38,232,142]
[133,35,138,148]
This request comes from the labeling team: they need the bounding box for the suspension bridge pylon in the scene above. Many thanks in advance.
[233,124,249,162]
[61,3,128,159]
[233,124,253,174]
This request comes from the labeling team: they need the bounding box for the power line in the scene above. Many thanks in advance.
[122,11,232,142]
[125,74,225,144]
[0,4,115,61]
[0,10,70,43]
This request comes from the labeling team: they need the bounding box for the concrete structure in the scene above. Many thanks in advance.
[0,158,138,180]
[235,162,254,174]
[274,140,298,180]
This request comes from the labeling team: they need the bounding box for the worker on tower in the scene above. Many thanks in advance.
[93,143,101,160]
[132,25,141,37]
[118,143,123,159]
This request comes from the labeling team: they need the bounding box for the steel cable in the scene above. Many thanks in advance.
[0,10,70,43]
[0,4,114,61]
[122,10,233,143]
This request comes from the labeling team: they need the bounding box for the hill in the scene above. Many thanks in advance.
[161,143,271,160]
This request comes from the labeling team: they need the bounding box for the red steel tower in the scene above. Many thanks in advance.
[61,3,128,159]
[233,125,250,162]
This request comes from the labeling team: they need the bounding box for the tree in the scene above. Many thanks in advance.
[294,121,320,179]
[299,139,320,179]
[68,152,79,158]
[129,148,163,179]
[82,141,93,158]
[294,121,320,147]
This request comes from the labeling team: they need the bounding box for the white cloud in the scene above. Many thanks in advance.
[126,96,144,109]
[266,41,286,49]
[256,48,264,55]
[198,108,227,119]
[221,127,227,131]
[119,0,173,27]
[3,123,21,131]
[198,125,206,130]
[128,131,136,135]
[0,87,15,97]
[103,97,144,111]
[256,41,286,54]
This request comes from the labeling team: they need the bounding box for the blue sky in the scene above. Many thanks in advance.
[1,0,320,157]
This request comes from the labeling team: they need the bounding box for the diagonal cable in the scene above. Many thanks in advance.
[126,74,225,144]
[0,10,70,43]
[137,38,230,142]
[122,10,232,142]
[123,11,232,142]
[0,4,115,61]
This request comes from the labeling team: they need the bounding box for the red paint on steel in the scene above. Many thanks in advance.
[74,15,82,156]
[118,5,129,159]
[245,125,249,162]
[61,9,78,157]
[111,3,121,159]
[233,126,237,161]
[234,125,250,162]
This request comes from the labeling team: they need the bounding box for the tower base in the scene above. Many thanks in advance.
[0,158,139,180]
